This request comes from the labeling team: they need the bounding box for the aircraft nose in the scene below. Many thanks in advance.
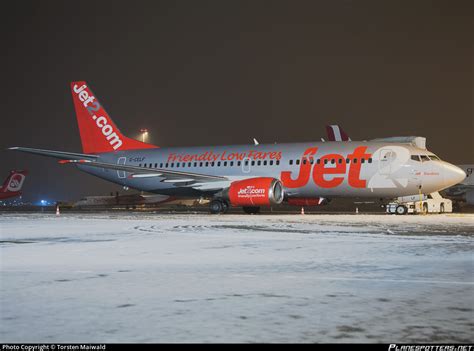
[443,163,466,188]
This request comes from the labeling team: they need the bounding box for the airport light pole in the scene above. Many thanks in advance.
[140,129,148,143]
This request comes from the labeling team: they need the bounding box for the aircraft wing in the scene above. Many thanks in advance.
[9,146,226,183]
[58,159,227,183]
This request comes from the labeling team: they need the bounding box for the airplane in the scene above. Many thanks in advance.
[9,81,466,214]
[0,170,28,200]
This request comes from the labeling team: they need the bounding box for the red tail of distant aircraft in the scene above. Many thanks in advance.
[325,125,351,141]
[0,170,28,200]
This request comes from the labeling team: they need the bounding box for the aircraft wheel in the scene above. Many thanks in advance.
[209,200,224,214]
[396,205,408,215]
[222,201,230,214]
[243,206,260,214]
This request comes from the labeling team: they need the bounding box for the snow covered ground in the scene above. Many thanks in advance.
[1,212,473,343]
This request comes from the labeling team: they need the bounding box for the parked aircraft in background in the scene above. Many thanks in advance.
[74,192,207,208]
[442,165,474,205]
[9,82,465,214]
[0,170,28,200]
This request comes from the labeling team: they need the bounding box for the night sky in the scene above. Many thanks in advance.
[1,0,472,202]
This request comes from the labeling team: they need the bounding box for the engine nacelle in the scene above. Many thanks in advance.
[227,177,284,207]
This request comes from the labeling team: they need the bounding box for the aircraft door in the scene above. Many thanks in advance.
[378,149,395,175]
[117,157,126,179]
[242,157,251,173]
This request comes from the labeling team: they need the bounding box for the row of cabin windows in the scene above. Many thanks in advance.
[289,157,373,165]
[138,160,281,168]
[138,157,373,169]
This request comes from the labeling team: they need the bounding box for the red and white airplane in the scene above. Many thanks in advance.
[0,170,28,200]
[9,82,466,214]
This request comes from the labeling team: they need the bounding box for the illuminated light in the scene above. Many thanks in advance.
[140,128,149,143]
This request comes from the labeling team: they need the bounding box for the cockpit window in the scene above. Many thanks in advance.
[420,155,430,162]
[411,155,421,162]
[427,154,440,161]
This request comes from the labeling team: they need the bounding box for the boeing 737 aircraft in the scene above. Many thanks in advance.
[9,82,466,214]
[0,170,28,200]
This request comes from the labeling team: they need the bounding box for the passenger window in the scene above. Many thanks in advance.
[263,160,267,166]
[244,161,248,166]
[176,163,180,168]
[154,163,157,168]
[211,162,215,167]
[338,158,343,164]
[230,161,234,166]
[194,162,197,167]
[160,163,163,168]
[165,163,169,168]
[257,160,261,166]
[324,159,328,165]
[188,162,191,167]
[303,159,307,165]
[269,160,273,166]
[238,161,241,166]
[276,160,280,165]
[346,158,350,163]
[368,158,372,163]
[171,163,174,167]
[224,161,227,166]
[251,161,255,166]
[331,159,335,164]
[353,159,358,164]
[296,159,300,165]
[317,159,320,164]
[205,162,209,167]
[310,159,314,164]
[289,160,293,165]
[139,163,142,167]
[217,161,221,167]
[361,158,365,164]
[199,162,203,167]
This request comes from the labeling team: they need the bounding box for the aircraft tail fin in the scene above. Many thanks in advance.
[0,170,28,194]
[71,81,158,154]
[326,125,351,141]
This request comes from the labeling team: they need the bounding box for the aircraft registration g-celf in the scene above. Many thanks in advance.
[10,82,466,214]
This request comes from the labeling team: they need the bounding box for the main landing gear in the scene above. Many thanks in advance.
[209,199,229,214]
[208,200,261,214]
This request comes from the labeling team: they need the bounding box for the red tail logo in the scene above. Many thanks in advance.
[1,170,28,193]
[71,82,157,154]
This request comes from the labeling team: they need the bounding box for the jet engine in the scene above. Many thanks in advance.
[226,177,284,206]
